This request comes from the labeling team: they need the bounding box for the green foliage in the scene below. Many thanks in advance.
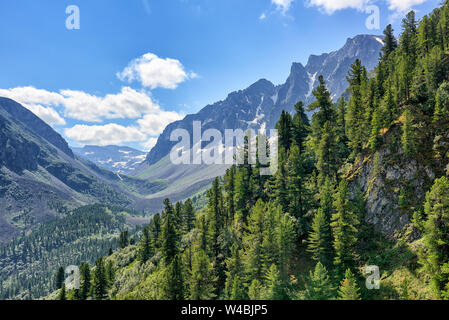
[338,269,361,300]
[304,262,335,300]
[419,176,449,299]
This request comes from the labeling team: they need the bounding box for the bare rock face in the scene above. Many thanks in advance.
[348,127,436,240]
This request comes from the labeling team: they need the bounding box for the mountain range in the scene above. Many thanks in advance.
[72,145,146,175]
[130,34,384,205]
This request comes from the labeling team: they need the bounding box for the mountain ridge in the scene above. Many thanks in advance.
[144,34,383,166]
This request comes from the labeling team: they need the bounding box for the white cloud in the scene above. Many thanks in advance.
[259,13,267,19]
[64,124,147,146]
[0,85,183,125]
[25,104,66,125]
[305,0,371,14]
[387,0,428,12]
[60,86,161,122]
[141,137,158,152]
[0,87,66,125]
[137,111,183,136]
[117,53,196,89]
[306,0,430,14]
[272,0,294,13]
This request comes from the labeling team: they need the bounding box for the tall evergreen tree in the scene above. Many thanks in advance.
[189,250,217,300]
[420,176,449,299]
[382,24,398,57]
[79,262,91,300]
[92,257,107,300]
[55,267,65,290]
[331,180,359,275]
[304,262,335,300]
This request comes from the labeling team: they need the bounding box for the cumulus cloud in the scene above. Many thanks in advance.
[0,85,183,124]
[272,0,294,13]
[117,53,197,89]
[306,0,429,14]
[60,86,162,122]
[137,112,183,136]
[305,0,371,14]
[0,87,66,125]
[387,0,428,12]
[64,124,147,146]
[141,137,159,152]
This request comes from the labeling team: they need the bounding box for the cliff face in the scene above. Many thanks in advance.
[348,124,441,240]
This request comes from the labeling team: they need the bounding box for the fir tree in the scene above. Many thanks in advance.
[382,24,398,57]
[304,262,335,300]
[92,257,107,300]
[189,250,217,300]
[419,176,449,298]
[55,266,65,290]
[58,284,67,301]
[79,262,91,300]
[331,180,359,275]
[264,264,285,300]
[338,269,361,300]
[161,199,179,266]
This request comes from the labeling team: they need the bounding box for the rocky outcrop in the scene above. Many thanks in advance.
[348,126,436,239]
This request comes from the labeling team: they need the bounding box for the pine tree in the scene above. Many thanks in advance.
[331,180,359,275]
[161,198,179,266]
[419,176,449,299]
[242,200,266,282]
[58,283,67,301]
[137,225,152,263]
[224,167,236,223]
[55,266,65,290]
[401,108,416,157]
[338,269,361,300]
[189,250,217,300]
[276,110,293,151]
[79,262,91,300]
[183,199,195,233]
[346,59,368,156]
[286,142,309,238]
[292,101,309,153]
[264,264,285,300]
[277,213,296,283]
[105,260,115,289]
[92,257,107,300]
[382,24,398,57]
[224,244,246,300]
[248,279,263,300]
[307,208,332,267]
[165,254,185,300]
[368,106,383,151]
[118,230,129,249]
[304,262,335,300]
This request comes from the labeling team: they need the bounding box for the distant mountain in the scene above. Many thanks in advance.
[73,145,146,175]
[145,35,383,166]
[132,35,384,208]
[0,98,165,242]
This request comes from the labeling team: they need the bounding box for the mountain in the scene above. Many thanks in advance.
[0,98,167,242]
[144,35,383,167]
[131,35,384,207]
[73,145,146,175]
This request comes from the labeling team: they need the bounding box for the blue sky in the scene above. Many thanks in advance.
[0,0,441,151]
